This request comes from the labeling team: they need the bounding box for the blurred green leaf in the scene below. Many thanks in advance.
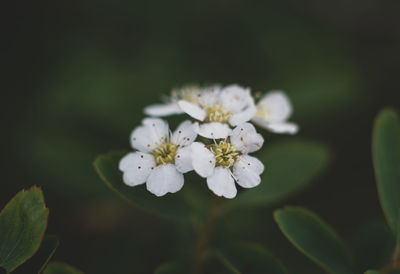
[274,206,352,274]
[0,187,49,273]
[14,235,59,274]
[94,151,192,220]
[352,220,394,273]
[43,262,83,274]
[221,242,288,274]
[154,262,185,274]
[364,271,379,274]
[373,108,400,236]
[202,251,240,274]
[227,140,330,208]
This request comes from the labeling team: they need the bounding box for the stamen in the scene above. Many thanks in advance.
[206,104,232,123]
[211,140,240,168]
[153,143,177,165]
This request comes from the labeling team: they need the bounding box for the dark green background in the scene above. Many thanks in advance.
[3,1,400,273]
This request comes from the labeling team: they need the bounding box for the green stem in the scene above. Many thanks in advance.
[191,197,222,274]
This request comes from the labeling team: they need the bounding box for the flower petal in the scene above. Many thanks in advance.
[220,84,252,113]
[194,122,232,139]
[144,103,182,117]
[119,152,155,186]
[206,167,237,199]
[175,146,193,173]
[130,118,169,152]
[171,120,197,146]
[230,123,264,153]
[257,91,292,123]
[235,155,264,175]
[178,100,206,121]
[233,155,263,188]
[146,164,184,196]
[197,86,221,107]
[264,122,299,134]
[142,118,170,140]
[191,142,216,178]
[233,164,261,189]
[229,101,257,126]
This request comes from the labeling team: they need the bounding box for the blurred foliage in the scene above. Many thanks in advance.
[227,139,330,209]
[373,109,400,236]
[0,188,82,274]
[3,0,400,273]
[274,207,352,274]
[352,219,394,272]
[43,262,83,274]
[274,108,400,273]
[14,235,59,274]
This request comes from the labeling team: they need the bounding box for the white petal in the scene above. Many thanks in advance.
[233,155,264,189]
[233,161,261,189]
[191,142,216,178]
[171,120,197,146]
[257,91,292,123]
[194,122,232,139]
[264,122,299,134]
[175,146,193,173]
[229,101,257,126]
[251,116,270,129]
[130,126,156,152]
[142,118,169,140]
[197,86,221,107]
[144,103,182,117]
[235,155,264,175]
[206,167,237,199]
[130,118,169,152]
[230,123,264,153]
[178,100,206,121]
[146,164,184,196]
[119,152,155,186]
[220,84,252,113]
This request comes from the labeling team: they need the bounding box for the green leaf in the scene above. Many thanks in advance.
[352,220,394,273]
[274,206,352,274]
[221,242,288,274]
[228,140,330,208]
[364,271,379,274]
[43,262,83,274]
[14,235,59,274]
[94,151,192,220]
[0,187,49,273]
[154,262,185,274]
[372,108,400,236]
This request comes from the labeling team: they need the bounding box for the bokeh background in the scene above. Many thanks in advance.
[3,1,400,273]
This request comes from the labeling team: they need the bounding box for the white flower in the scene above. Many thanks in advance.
[119,118,197,197]
[144,85,201,117]
[252,91,298,134]
[191,123,264,199]
[178,85,257,139]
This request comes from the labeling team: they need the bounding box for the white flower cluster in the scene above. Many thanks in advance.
[119,84,298,198]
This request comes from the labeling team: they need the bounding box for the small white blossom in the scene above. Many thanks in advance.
[191,123,264,199]
[252,91,298,134]
[144,85,201,117]
[178,85,257,139]
[119,118,197,196]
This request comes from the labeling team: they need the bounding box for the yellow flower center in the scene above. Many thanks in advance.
[154,143,177,165]
[206,104,232,123]
[211,141,239,168]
